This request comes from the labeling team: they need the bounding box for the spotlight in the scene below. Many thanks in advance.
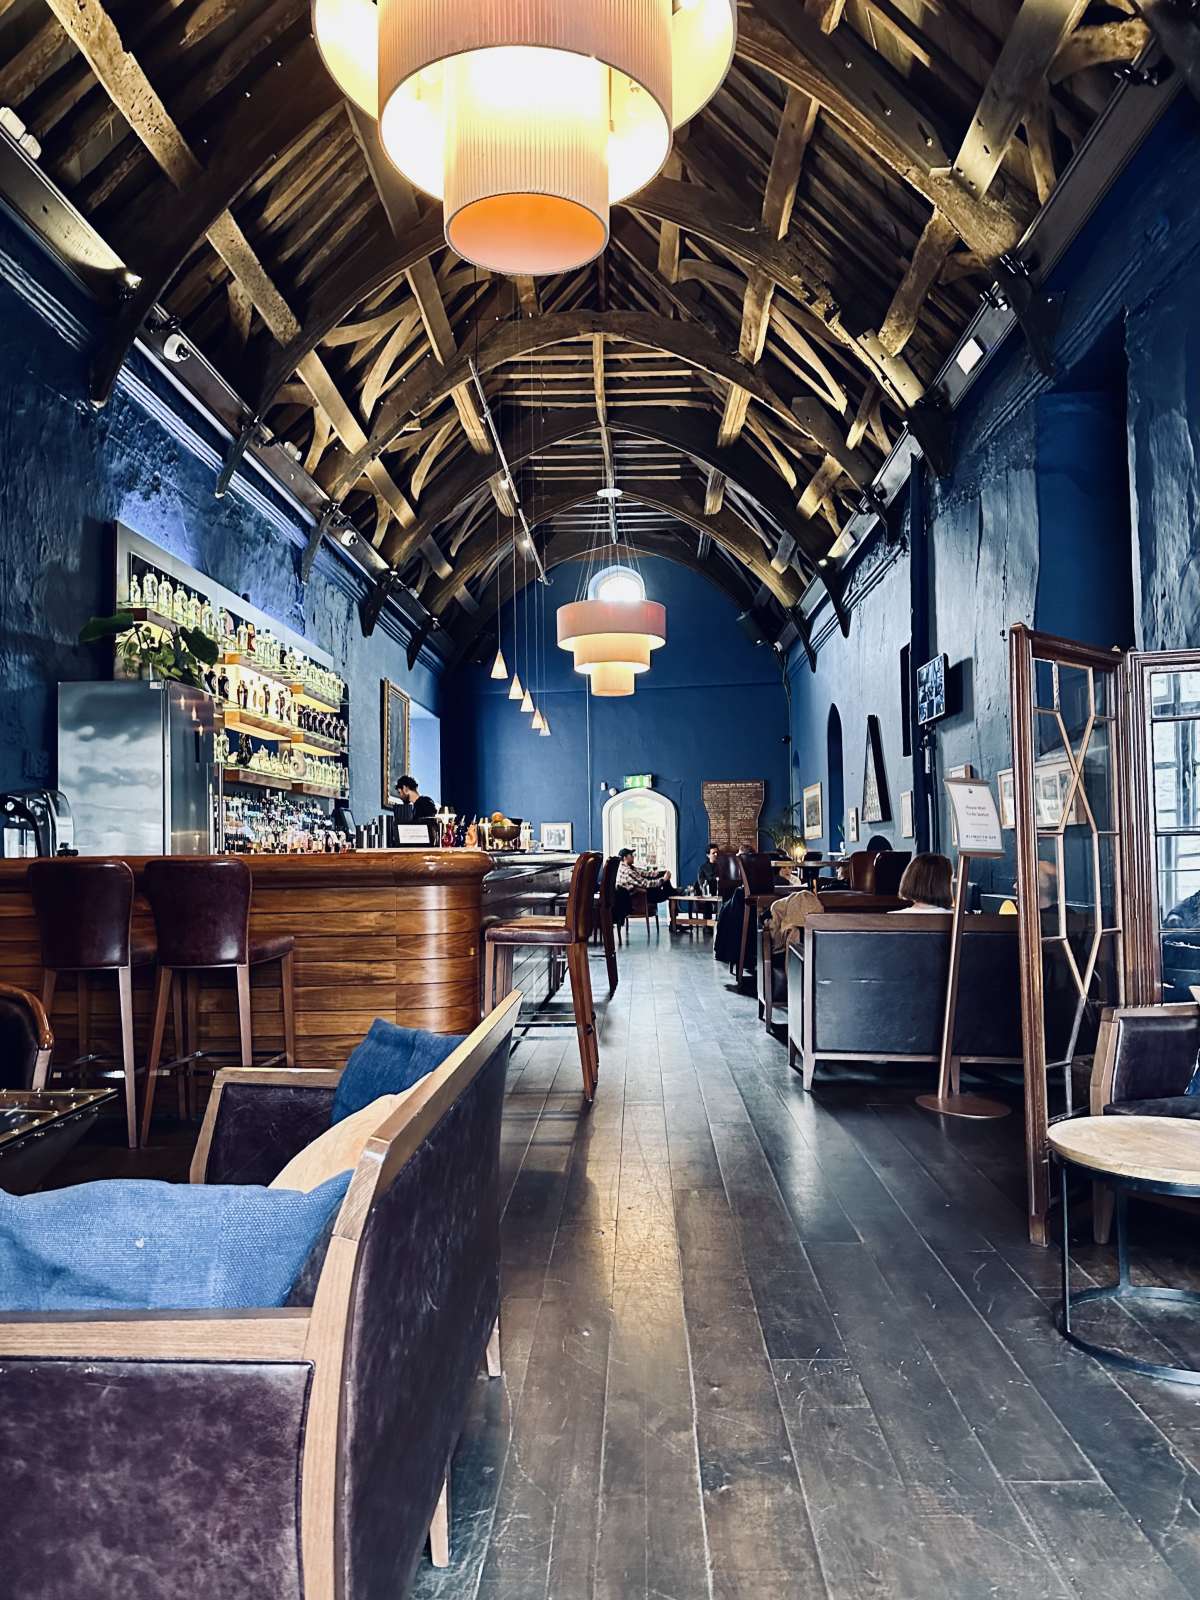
[163,332,190,364]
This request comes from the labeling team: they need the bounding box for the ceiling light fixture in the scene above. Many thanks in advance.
[312,0,737,275]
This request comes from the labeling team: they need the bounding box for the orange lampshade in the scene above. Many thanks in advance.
[557,599,666,654]
[589,662,637,697]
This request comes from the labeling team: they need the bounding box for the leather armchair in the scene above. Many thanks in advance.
[0,983,52,1091]
[1091,1003,1200,1118]
[0,994,521,1600]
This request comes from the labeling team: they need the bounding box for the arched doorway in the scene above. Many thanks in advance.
[827,705,845,853]
[602,788,678,882]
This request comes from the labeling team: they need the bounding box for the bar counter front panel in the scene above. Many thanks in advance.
[0,850,575,1071]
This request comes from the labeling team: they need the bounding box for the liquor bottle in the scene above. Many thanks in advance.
[189,593,202,630]
[219,608,233,642]
[128,571,141,608]
[245,621,257,655]
[173,587,189,625]
[217,668,231,701]
[236,619,249,653]
[200,598,214,637]
[236,676,249,710]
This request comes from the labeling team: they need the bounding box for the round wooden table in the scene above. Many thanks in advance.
[1049,1116,1200,1385]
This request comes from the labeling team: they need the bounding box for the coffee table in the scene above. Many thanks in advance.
[669,895,719,933]
[1049,1115,1200,1385]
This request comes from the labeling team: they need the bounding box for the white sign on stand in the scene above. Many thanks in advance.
[916,777,1010,1122]
[945,778,1004,858]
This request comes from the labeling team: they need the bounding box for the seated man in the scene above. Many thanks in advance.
[694,844,722,898]
[616,847,677,907]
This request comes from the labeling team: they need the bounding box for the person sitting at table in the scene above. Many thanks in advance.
[894,852,953,911]
[695,844,722,897]
[616,848,677,908]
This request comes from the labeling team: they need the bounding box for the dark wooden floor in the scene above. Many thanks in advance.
[412,931,1200,1600]
[56,931,1200,1598]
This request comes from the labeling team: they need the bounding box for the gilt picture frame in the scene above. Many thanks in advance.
[381,680,411,808]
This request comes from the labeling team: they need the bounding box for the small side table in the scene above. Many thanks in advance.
[1049,1115,1200,1386]
[669,895,720,933]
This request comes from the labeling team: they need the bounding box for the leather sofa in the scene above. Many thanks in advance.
[758,892,906,1030]
[786,913,1021,1089]
[0,993,520,1600]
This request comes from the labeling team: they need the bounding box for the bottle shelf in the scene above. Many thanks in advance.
[221,708,303,742]
[293,780,347,798]
[293,733,347,757]
[223,768,294,792]
[294,685,345,712]
[219,651,304,690]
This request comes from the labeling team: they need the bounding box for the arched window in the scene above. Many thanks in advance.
[588,564,645,604]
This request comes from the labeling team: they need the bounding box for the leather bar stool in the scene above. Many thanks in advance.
[484,852,601,1102]
[593,855,620,992]
[139,857,296,1145]
[28,858,154,1148]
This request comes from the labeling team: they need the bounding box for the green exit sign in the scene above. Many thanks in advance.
[623,774,653,790]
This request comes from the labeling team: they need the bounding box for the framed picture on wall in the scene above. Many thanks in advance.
[998,768,1016,830]
[846,807,859,845]
[381,680,411,808]
[803,782,823,840]
[862,715,892,823]
[540,822,573,851]
[900,790,915,839]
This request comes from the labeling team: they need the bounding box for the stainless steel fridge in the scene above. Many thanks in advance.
[58,681,218,856]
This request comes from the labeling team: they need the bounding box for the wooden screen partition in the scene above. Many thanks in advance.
[1009,626,1127,1244]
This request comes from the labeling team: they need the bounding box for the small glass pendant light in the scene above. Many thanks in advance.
[539,714,551,737]
[520,688,534,714]
[508,673,524,701]
[490,647,508,680]
[531,708,546,732]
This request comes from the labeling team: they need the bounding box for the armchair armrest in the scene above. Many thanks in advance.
[192,1068,340,1185]
[0,1306,311,1361]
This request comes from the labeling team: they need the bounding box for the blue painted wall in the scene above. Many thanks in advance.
[0,203,437,820]
[441,557,789,880]
[787,94,1200,896]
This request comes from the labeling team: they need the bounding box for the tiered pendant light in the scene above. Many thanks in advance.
[312,0,737,275]
[557,597,667,697]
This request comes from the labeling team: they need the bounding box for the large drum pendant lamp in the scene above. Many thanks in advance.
[557,598,666,679]
[311,0,737,276]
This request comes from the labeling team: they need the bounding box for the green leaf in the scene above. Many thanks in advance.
[178,626,219,666]
[79,611,135,644]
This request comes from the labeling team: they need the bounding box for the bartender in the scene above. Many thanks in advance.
[393,774,437,827]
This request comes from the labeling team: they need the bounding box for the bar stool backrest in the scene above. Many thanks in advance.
[737,851,778,897]
[567,853,602,942]
[144,856,252,968]
[872,850,911,897]
[846,850,877,892]
[29,858,135,971]
[598,855,619,914]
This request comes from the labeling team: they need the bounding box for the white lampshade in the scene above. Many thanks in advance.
[520,688,535,713]
[489,647,508,680]
[379,0,673,273]
[557,599,667,654]
[539,715,552,736]
[508,673,524,701]
[672,0,737,127]
[571,633,652,675]
[590,662,637,697]
[531,707,546,731]
[312,0,380,116]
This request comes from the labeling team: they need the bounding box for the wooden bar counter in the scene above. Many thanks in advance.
[0,850,496,1071]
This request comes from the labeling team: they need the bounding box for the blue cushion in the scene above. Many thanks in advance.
[0,1171,350,1313]
[331,1020,466,1124]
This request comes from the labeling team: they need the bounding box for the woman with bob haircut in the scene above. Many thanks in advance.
[895,852,954,911]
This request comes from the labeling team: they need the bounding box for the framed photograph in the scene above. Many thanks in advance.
[900,790,915,839]
[540,822,573,851]
[948,762,975,780]
[381,679,411,808]
[846,807,860,845]
[916,654,948,725]
[862,715,892,823]
[998,768,1015,830]
[803,782,823,841]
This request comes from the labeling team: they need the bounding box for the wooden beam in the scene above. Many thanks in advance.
[43,0,417,530]
[740,5,1032,259]
[317,309,871,500]
[379,406,836,583]
[1133,0,1200,103]
[1050,18,1150,79]
[656,151,684,283]
[1024,89,1058,207]
[954,0,1092,196]
[876,211,960,357]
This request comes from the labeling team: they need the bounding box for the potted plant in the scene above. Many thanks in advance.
[763,801,807,860]
[79,611,220,690]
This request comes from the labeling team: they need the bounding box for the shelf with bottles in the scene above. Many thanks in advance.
[221,707,303,743]
[223,789,352,856]
[223,768,293,792]
[293,780,348,799]
[220,651,304,692]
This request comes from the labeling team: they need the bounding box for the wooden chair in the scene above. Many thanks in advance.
[28,857,154,1149]
[735,851,787,992]
[484,852,602,1101]
[0,995,521,1600]
[140,857,296,1145]
[594,855,620,993]
[0,982,53,1090]
[626,886,660,937]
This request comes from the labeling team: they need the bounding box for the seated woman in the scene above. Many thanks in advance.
[894,852,953,911]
